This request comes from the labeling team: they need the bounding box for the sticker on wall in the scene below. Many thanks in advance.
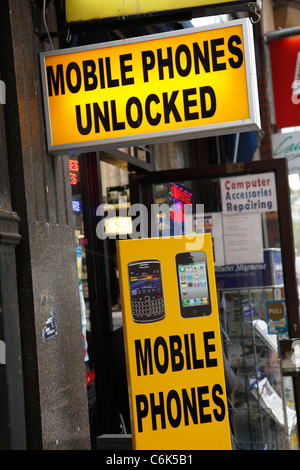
[220,172,277,215]
[42,309,58,342]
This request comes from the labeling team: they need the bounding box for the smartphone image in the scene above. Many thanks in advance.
[175,251,212,318]
[127,260,165,323]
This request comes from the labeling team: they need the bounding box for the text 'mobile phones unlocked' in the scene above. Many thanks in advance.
[128,260,165,323]
[175,251,212,318]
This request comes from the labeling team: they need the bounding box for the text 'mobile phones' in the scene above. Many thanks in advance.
[128,260,165,323]
[175,251,212,318]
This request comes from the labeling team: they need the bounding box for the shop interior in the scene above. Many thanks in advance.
[69,147,300,450]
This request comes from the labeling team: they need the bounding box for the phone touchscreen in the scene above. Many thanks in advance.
[176,252,212,318]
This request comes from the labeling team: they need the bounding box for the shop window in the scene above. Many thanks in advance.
[129,160,299,450]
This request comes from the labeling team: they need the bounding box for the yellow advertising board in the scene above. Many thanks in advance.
[65,0,255,23]
[117,234,232,450]
[39,19,260,155]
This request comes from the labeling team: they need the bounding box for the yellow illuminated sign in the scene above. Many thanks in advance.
[40,19,260,155]
[65,0,252,23]
[117,234,232,450]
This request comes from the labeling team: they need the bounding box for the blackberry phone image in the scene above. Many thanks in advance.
[128,260,165,323]
[175,251,212,318]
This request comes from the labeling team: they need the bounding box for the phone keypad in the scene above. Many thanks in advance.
[132,297,164,322]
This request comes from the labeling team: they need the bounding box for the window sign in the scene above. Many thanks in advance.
[72,200,81,212]
[220,173,277,215]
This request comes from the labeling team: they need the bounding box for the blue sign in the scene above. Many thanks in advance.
[72,200,81,212]
[242,299,256,318]
[215,249,283,290]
